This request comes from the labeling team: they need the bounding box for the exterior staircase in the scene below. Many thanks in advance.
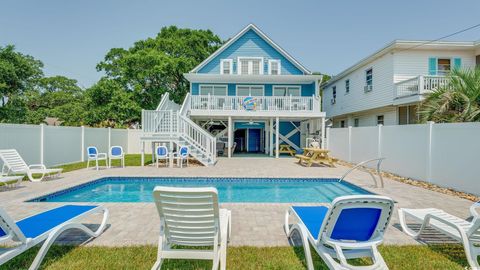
[142,93,216,166]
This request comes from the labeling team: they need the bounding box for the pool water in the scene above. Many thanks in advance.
[29,177,371,203]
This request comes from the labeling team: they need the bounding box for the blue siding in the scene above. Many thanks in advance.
[273,121,301,149]
[191,83,315,96]
[198,29,304,75]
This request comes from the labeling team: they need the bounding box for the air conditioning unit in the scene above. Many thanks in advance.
[330,98,336,105]
[364,85,373,92]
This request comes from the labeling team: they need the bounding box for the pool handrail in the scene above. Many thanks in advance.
[338,158,385,188]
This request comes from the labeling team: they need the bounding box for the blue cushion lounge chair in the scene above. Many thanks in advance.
[285,195,394,270]
[0,205,109,270]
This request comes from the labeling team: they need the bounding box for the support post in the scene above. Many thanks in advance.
[326,127,330,150]
[265,121,269,154]
[228,116,232,158]
[40,124,44,165]
[275,117,280,158]
[81,126,85,162]
[269,118,274,157]
[426,121,434,182]
[320,117,326,149]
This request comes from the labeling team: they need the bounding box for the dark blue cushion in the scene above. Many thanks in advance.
[111,147,122,156]
[331,208,381,241]
[292,206,329,239]
[13,205,97,238]
[0,227,5,237]
[157,147,167,156]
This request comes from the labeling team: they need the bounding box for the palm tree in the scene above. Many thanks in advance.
[418,68,480,123]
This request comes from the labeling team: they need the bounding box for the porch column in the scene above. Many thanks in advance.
[264,121,269,154]
[141,141,145,167]
[275,117,280,159]
[321,117,326,149]
[228,116,232,158]
[269,118,274,156]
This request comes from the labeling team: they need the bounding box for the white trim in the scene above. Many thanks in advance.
[268,59,281,75]
[190,24,311,74]
[272,85,301,96]
[220,59,233,75]
[199,84,228,96]
[235,85,265,96]
[184,73,321,84]
[237,57,264,75]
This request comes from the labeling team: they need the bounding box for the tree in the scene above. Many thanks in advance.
[84,78,141,127]
[97,26,223,109]
[418,68,480,123]
[0,45,43,106]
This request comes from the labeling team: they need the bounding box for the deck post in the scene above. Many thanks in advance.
[269,118,274,156]
[228,116,232,158]
[321,117,326,149]
[265,120,269,154]
[275,117,280,158]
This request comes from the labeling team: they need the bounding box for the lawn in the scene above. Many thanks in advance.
[0,244,472,270]
[55,154,152,173]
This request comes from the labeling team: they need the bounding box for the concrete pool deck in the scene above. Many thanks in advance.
[0,157,474,247]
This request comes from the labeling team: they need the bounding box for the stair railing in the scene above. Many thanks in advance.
[178,115,216,165]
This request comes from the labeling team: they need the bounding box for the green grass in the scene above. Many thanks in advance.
[0,244,473,270]
[54,154,153,173]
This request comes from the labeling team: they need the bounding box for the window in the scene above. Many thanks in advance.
[345,79,350,94]
[236,85,264,96]
[399,105,418,125]
[199,85,227,96]
[268,60,281,75]
[354,118,359,127]
[273,86,300,96]
[437,59,451,76]
[377,115,384,125]
[340,120,346,128]
[332,86,337,100]
[220,59,233,75]
[366,69,373,86]
[238,57,263,75]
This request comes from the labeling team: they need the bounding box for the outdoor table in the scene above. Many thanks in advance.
[295,148,337,167]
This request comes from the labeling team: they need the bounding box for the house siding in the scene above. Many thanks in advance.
[191,83,315,96]
[197,29,304,75]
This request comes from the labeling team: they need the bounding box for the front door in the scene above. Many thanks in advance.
[247,129,261,152]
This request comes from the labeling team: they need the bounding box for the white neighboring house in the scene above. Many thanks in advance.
[322,40,480,128]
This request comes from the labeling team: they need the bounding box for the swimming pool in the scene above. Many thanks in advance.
[28,177,371,203]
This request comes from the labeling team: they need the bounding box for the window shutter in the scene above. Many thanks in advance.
[453,58,462,70]
[428,57,437,75]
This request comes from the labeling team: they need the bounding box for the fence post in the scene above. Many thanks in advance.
[108,127,111,152]
[426,121,434,182]
[81,126,85,162]
[348,126,352,162]
[377,124,383,158]
[325,127,330,150]
[40,124,45,164]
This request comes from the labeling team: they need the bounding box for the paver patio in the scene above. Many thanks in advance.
[0,157,473,247]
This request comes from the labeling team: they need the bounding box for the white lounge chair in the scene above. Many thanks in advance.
[398,202,480,269]
[109,146,125,168]
[285,195,394,270]
[0,149,62,182]
[0,175,23,189]
[155,146,169,168]
[175,146,189,168]
[86,146,107,170]
[0,205,108,270]
[152,186,231,270]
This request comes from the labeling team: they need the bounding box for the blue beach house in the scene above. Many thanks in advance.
[141,24,325,165]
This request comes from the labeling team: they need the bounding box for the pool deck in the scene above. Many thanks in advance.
[0,157,474,247]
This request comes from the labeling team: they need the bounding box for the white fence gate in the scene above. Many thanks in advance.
[326,122,480,196]
[0,124,146,167]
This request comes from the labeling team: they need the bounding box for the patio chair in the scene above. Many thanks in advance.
[86,146,107,170]
[109,146,125,168]
[155,146,169,168]
[175,146,189,168]
[0,205,109,270]
[152,186,231,270]
[398,202,480,269]
[0,149,62,182]
[285,195,394,270]
[0,175,23,189]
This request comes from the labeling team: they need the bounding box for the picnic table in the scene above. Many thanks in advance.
[274,144,296,156]
[295,148,338,167]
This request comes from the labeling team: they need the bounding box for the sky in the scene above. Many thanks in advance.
[1,0,480,88]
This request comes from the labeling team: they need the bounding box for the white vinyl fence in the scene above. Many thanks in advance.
[0,124,147,168]
[326,122,480,196]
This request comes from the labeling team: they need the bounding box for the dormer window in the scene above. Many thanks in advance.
[268,60,281,75]
[220,59,233,75]
[238,57,263,75]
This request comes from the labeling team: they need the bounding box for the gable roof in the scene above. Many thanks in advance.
[190,24,311,74]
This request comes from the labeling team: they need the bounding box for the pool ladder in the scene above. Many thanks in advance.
[338,158,386,188]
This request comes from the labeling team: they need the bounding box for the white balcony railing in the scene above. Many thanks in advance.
[395,75,450,98]
[190,95,319,113]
